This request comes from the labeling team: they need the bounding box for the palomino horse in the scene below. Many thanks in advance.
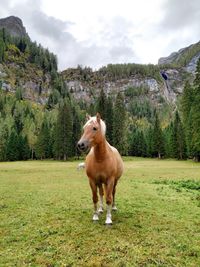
[77,113,123,224]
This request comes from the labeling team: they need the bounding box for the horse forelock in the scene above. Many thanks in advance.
[83,116,106,135]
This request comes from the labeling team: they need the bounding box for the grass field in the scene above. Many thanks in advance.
[0,158,200,267]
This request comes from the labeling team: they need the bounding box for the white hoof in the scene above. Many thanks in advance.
[112,206,117,211]
[93,213,99,221]
[105,216,112,225]
[98,207,104,213]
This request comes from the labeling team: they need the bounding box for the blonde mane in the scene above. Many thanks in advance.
[84,116,106,136]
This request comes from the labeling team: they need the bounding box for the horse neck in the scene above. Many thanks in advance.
[93,134,108,161]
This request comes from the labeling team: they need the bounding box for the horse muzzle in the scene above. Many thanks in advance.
[77,139,90,152]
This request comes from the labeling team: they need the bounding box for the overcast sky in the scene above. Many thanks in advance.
[0,0,200,70]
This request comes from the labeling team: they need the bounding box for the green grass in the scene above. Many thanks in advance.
[0,158,200,267]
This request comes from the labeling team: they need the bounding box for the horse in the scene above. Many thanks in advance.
[77,113,124,224]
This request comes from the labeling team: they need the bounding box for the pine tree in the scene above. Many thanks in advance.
[181,81,194,157]
[96,89,107,120]
[105,96,113,144]
[18,134,30,160]
[181,81,194,123]
[0,39,5,63]
[72,105,81,157]
[128,126,138,156]
[53,99,73,160]
[113,93,127,155]
[145,126,154,157]
[35,118,51,159]
[6,129,19,161]
[170,111,187,159]
[0,125,8,161]
[152,112,164,158]
[190,59,200,161]
[15,87,23,101]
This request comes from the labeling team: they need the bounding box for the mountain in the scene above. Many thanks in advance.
[0,15,200,110]
[0,16,28,38]
[158,41,200,73]
[0,16,58,104]
[61,42,200,109]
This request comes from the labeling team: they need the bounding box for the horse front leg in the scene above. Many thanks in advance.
[89,179,99,221]
[98,184,104,213]
[105,179,114,225]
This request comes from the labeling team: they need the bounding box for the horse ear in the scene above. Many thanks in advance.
[86,114,91,121]
[96,113,101,124]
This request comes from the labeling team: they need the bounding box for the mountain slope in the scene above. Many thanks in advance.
[0,16,58,104]
[158,41,200,73]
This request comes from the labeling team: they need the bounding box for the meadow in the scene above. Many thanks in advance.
[0,158,200,267]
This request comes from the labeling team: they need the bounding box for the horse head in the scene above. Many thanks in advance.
[77,113,106,153]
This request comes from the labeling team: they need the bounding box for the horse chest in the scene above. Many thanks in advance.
[86,160,114,182]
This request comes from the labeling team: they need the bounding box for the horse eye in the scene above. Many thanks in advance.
[93,127,97,131]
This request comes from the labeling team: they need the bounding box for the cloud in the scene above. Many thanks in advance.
[30,12,74,41]
[1,0,199,70]
[161,0,200,30]
[0,0,139,70]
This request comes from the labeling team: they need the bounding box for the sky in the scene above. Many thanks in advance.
[0,0,200,70]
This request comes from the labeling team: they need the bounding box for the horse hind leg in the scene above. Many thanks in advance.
[98,184,104,213]
[89,179,99,221]
[112,182,118,211]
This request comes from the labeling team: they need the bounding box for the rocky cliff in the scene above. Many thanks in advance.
[62,65,191,107]
[158,41,200,74]
[0,16,28,38]
[62,40,200,107]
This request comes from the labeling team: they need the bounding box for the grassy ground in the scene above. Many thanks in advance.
[0,158,200,267]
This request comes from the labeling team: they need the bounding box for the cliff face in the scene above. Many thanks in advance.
[62,67,191,107]
[0,63,52,104]
[0,16,28,38]
[63,41,200,106]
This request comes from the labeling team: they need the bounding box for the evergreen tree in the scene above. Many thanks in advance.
[145,126,154,157]
[190,59,200,161]
[72,105,81,157]
[53,99,73,160]
[46,89,61,109]
[105,96,114,144]
[181,81,194,123]
[113,93,127,155]
[35,118,51,159]
[18,134,30,160]
[96,89,107,120]
[0,39,5,62]
[15,87,23,101]
[163,123,173,158]
[181,81,194,157]
[6,129,19,161]
[0,125,8,161]
[152,112,164,158]
[173,111,187,159]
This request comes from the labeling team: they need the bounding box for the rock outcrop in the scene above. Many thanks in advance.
[0,16,28,38]
[158,41,200,74]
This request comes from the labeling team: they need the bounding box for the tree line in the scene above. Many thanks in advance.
[0,28,57,73]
